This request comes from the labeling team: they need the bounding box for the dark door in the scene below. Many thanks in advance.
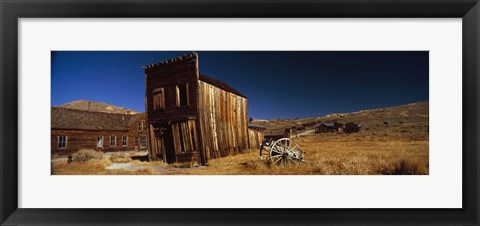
[153,128,166,160]
[164,125,176,164]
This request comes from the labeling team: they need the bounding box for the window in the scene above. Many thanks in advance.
[138,122,143,131]
[58,136,67,149]
[153,88,165,110]
[96,136,103,148]
[140,137,147,148]
[110,136,116,147]
[135,137,139,144]
[176,83,189,107]
[122,136,128,146]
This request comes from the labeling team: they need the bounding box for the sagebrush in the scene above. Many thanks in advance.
[72,149,103,162]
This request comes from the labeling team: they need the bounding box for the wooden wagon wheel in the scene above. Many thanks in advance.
[259,139,273,160]
[269,138,303,165]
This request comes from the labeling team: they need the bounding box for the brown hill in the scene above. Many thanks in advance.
[56,100,138,114]
[253,101,429,140]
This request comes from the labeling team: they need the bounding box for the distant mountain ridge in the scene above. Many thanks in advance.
[252,101,429,138]
[56,100,138,114]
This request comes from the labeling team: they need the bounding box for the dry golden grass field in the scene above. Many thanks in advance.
[51,102,428,175]
[51,131,428,175]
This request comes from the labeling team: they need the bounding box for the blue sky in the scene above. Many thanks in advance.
[51,51,428,119]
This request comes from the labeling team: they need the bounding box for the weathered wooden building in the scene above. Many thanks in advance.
[248,123,266,149]
[264,128,291,141]
[143,53,260,165]
[51,107,147,154]
[343,122,361,133]
[314,122,343,133]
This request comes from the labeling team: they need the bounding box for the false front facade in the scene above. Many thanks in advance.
[144,53,255,165]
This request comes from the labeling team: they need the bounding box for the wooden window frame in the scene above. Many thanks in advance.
[140,136,147,148]
[57,135,67,149]
[110,136,116,147]
[138,122,143,131]
[176,83,189,107]
[96,136,103,148]
[122,136,128,147]
[152,87,165,110]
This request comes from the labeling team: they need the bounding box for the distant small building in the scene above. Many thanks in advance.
[314,122,343,133]
[289,126,297,135]
[248,123,266,132]
[285,126,300,137]
[344,123,361,133]
[264,128,288,141]
[301,121,316,130]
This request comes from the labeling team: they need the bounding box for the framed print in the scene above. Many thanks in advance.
[1,0,479,225]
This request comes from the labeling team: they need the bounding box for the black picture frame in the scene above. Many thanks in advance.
[1,0,479,225]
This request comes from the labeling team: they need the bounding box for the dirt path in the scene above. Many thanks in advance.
[105,162,188,173]
[51,157,68,163]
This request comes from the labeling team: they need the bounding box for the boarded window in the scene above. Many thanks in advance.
[176,83,189,107]
[122,136,128,146]
[171,120,196,153]
[110,136,116,147]
[178,124,186,153]
[140,137,147,148]
[96,136,103,148]
[58,136,67,149]
[153,88,165,110]
[138,122,143,131]
[155,136,165,157]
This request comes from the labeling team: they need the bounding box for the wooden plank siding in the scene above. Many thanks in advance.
[127,118,148,152]
[145,54,201,163]
[51,112,148,155]
[248,128,264,150]
[197,81,248,159]
[145,53,250,165]
[145,58,198,124]
[172,119,199,163]
[51,129,147,155]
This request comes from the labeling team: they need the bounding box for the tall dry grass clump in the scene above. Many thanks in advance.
[72,149,104,162]
[109,152,132,163]
[379,159,429,175]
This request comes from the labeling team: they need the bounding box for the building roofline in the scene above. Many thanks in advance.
[51,107,145,131]
[52,106,145,116]
[142,52,197,70]
[199,74,247,98]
